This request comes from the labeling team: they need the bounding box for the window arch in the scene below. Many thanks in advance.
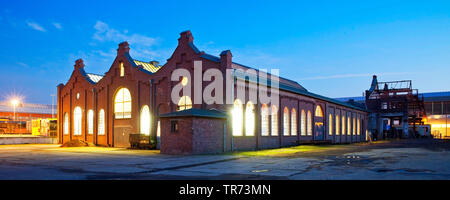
[315,106,323,117]
[261,104,269,136]
[64,112,69,135]
[245,102,255,136]
[73,106,82,135]
[336,114,340,135]
[283,107,290,136]
[140,105,151,135]
[301,109,306,136]
[88,110,94,134]
[307,110,312,136]
[291,109,297,136]
[177,96,192,111]
[114,88,132,119]
[271,105,278,136]
[98,109,105,135]
[329,113,333,135]
[232,99,243,136]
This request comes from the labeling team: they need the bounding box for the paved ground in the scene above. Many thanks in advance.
[0,139,449,180]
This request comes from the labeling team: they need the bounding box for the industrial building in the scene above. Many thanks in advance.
[57,31,369,154]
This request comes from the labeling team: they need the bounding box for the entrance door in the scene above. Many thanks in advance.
[114,126,132,147]
[315,122,324,140]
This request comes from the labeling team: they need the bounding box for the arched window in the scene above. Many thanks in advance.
[64,112,69,135]
[307,110,312,136]
[245,102,255,136]
[98,109,105,135]
[114,88,132,119]
[271,105,278,136]
[301,109,306,136]
[157,120,161,137]
[329,114,333,135]
[336,114,340,135]
[177,96,192,111]
[232,99,243,136]
[120,62,124,77]
[88,110,94,134]
[342,113,346,135]
[347,114,351,135]
[353,115,356,135]
[291,109,297,136]
[261,104,269,136]
[315,106,323,117]
[140,105,151,135]
[283,107,290,136]
[73,106,82,135]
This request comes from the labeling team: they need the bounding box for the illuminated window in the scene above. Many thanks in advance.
[301,110,306,136]
[347,115,351,135]
[271,105,278,136]
[73,106,82,135]
[114,88,132,119]
[140,105,151,135]
[329,114,333,135]
[336,114,340,135]
[88,110,94,134]
[64,112,69,135]
[283,107,290,136]
[232,99,243,136]
[245,102,255,136]
[342,113,346,135]
[261,104,269,136]
[353,116,356,135]
[157,120,161,137]
[315,106,323,117]
[98,109,105,135]
[291,109,297,136]
[120,62,124,77]
[177,96,192,111]
[357,118,361,135]
[307,110,312,136]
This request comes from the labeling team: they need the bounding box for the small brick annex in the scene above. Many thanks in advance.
[57,30,368,154]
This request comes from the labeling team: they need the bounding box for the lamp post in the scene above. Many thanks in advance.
[11,99,20,121]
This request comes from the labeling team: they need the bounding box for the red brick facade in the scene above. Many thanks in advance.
[57,30,368,153]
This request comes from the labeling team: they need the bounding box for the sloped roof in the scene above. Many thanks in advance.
[133,59,162,73]
[160,108,227,119]
[86,73,103,83]
[0,101,56,115]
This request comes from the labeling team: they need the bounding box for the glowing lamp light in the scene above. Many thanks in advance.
[11,99,20,107]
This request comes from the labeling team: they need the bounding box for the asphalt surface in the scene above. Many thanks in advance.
[0,139,449,180]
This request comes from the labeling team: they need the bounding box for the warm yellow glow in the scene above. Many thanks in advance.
[157,120,161,137]
[64,112,69,135]
[177,96,192,111]
[232,99,243,136]
[271,105,278,136]
[315,106,323,117]
[301,109,306,136]
[114,88,132,119]
[307,110,312,136]
[261,104,269,136]
[357,118,361,135]
[140,105,151,135]
[283,107,290,136]
[342,113,346,135]
[245,102,255,136]
[98,109,105,135]
[347,116,351,135]
[329,114,333,135]
[120,62,124,77]
[336,114,340,135]
[291,109,297,136]
[88,110,94,134]
[431,124,450,128]
[181,76,188,86]
[73,106,82,135]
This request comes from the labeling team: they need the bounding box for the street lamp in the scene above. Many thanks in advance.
[10,99,20,121]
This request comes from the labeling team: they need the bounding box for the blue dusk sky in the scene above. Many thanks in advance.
[0,0,449,104]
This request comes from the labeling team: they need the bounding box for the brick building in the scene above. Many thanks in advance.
[57,31,368,154]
